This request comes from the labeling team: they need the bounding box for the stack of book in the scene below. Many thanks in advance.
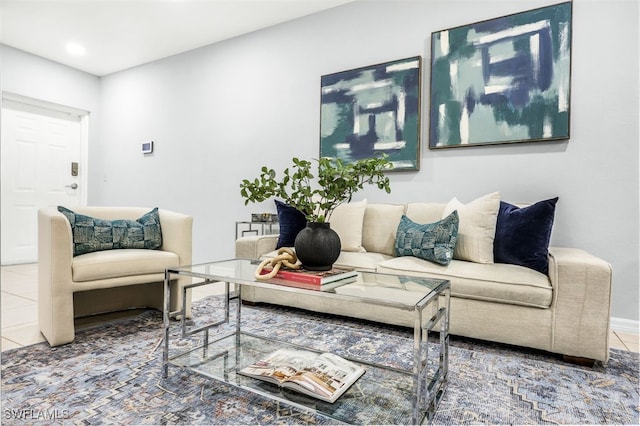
[258,266,358,290]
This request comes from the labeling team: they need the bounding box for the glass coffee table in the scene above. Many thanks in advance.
[162,258,450,424]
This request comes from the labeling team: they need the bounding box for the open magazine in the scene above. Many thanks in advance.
[238,348,365,403]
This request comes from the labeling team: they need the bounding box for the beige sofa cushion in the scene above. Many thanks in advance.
[72,249,179,282]
[362,203,406,256]
[405,202,446,223]
[330,200,367,252]
[443,192,500,264]
[334,251,394,272]
[377,256,552,308]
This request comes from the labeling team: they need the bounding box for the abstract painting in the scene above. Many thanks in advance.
[429,2,572,148]
[320,56,421,171]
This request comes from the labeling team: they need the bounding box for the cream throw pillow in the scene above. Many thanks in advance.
[362,203,406,256]
[442,192,500,264]
[405,202,446,224]
[330,200,367,252]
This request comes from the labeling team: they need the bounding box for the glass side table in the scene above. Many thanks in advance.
[235,221,279,239]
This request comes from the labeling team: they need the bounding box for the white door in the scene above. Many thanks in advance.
[1,97,87,265]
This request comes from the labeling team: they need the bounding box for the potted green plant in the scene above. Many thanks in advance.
[240,156,392,270]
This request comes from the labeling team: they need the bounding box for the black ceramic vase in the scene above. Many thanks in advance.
[294,222,341,271]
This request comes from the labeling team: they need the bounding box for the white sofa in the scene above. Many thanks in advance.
[38,206,193,346]
[236,198,612,363]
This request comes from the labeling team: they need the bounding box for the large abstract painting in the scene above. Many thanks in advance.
[320,56,421,171]
[429,2,572,148]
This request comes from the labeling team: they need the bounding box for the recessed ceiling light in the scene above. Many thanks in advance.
[66,43,86,56]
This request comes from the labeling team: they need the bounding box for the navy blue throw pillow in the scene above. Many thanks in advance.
[493,198,558,275]
[274,200,307,249]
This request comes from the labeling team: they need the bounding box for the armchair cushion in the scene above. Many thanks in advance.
[72,249,179,282]
[57,206,162,256]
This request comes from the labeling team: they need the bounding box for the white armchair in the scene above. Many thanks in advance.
[38,206,193,346]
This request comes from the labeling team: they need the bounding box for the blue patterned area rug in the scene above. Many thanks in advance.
[1,295,638,425]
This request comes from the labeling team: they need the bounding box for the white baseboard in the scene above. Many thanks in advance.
[610,317,640,335]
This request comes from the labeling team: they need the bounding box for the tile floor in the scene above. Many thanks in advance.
[2,263,639,354]
[1,263,222,351]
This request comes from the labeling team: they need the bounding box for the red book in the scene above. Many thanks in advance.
[259,277,348,291]
[259,267,358,286]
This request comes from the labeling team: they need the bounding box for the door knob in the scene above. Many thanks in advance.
[66,183,78,190]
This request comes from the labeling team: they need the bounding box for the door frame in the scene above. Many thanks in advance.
[2,91,90,206]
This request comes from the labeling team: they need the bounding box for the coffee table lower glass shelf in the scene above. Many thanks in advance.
[170,333,431,424]
[162,259,450,425]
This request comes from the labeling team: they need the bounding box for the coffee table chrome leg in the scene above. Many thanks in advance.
[413,283,450,424]
[429,286,451,422]
[221,281,228,323]
[441,287,450,383]
[235,284,242,347]
[162,269,171,378]
[412,301,428,424]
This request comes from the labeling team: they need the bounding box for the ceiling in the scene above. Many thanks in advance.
[0,0,354,76]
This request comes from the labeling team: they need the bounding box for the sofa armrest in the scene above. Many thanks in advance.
[157,210,193,319]
[158,209,193,267]
[548,247,612,362]
[38,207,74,290]
[38,206,75,344]
[235,234,278,260]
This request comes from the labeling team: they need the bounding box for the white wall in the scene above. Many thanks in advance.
[98,0,639,322]
[1,45,100,110]
[4,0,638,322]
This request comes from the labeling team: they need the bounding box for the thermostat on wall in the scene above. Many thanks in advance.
[142,141,154,154]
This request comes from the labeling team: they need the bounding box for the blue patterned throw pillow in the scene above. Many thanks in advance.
[57,206,163,256]
[395,211,459,265]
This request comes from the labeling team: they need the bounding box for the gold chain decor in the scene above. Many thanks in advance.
[254,247,301,280]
